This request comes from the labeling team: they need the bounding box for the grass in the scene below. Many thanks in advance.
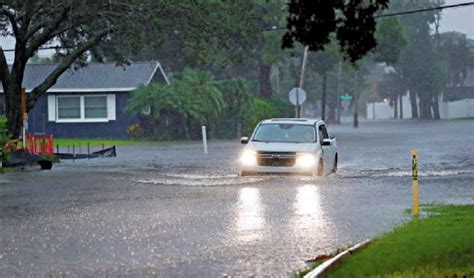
[53,138,169,148]
[322,205,474,277]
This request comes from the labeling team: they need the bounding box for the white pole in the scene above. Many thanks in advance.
[22,120,27,149]
[202,126,208,154]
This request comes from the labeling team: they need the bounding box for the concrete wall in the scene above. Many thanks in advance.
[367,96,474,120]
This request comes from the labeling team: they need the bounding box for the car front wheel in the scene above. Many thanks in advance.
[332,154,338,174]
[316,159,324,176]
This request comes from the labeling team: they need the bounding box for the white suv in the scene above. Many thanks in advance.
[238,118,337,176]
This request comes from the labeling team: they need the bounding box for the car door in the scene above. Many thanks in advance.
[318,123,335,174]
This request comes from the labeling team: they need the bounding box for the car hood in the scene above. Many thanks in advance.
[248,141,318,153]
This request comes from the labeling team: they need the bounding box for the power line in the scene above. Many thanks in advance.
[1,45,60,53]
[375,1,474,18]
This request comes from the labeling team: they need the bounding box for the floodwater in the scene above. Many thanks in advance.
[1,120,473,276]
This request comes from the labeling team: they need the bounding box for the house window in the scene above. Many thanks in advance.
[50,94,115,123]
[58,96,81,119]
[84,96,107,118]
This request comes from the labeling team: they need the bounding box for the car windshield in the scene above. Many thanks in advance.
[252,124,316,143]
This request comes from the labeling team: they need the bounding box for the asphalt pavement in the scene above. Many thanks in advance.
[1,120,473,276]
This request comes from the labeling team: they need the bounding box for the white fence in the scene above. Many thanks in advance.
[367,96,474,120]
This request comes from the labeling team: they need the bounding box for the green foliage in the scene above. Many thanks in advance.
[135,1,261,71]
[438,32,474,89]
[245,97,293,133]
[0,116,11,166]
[283,0,390,63]
[127,68,293,140]
[127,68,227,139]
[53,138,165,147]
[0,116,10,148]
[374,17,407,66]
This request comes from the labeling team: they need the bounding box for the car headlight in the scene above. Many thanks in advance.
[296,153,316,168]
[240,150,257,166]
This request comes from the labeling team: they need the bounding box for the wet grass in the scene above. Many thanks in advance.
[53,138,178,148]
[322,205,474,277]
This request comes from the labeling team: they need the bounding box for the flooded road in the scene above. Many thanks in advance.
[1,120,473,276]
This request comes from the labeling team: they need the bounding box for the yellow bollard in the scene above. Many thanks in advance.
[412,149,419,218]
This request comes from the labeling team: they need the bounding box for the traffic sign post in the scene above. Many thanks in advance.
[340,94,353,112]
[289,87,307,118]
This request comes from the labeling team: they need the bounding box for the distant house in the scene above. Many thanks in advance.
[0,61,169,138]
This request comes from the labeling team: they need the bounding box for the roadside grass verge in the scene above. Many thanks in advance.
[53,138,180,148]
[322,205,474,277]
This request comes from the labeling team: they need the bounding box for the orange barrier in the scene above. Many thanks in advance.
[26,134,54,157]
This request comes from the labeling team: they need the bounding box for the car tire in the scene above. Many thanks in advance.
[332,154,338,174]
[239,171,250,177]
[316,159,324,176]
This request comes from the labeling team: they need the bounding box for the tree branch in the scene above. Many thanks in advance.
[18,1,40,36]
[24,6,70,59]
[0,47,11,88]
[26,31,108,110]
[0,6,20,40]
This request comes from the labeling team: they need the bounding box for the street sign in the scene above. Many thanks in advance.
[341,99,351,111]
[289,87,307,106]
[340,94,352,101]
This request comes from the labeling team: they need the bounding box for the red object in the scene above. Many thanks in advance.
[26,134,54,157]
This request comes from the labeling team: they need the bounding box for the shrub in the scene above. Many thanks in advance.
[127,123,144,138]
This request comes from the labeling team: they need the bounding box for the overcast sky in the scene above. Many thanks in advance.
[1,1,473,63]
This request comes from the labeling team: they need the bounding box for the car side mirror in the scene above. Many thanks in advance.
[321,139,331,146]
[240,137,249,144]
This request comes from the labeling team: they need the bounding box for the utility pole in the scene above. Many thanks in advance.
[353,71,359,128]
[21,87,28,148]
[335,61,342,124]
[296,46,309,118]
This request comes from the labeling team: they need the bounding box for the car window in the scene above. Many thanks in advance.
[318,124,329,143]
[252,124,316,143]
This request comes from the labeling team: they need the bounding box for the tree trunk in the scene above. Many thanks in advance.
[409,90,418,119]
[353,74,358,128]
[353,101,359,128]
[182,118,191,140]
[328,106,336,123]
[432,96,440,120]
[321,73,327,121]
[399,92,403,119]
[418,96,433,119]
[393,96,398,119]
[259,62,272,99]
[335,61,342,124]
[5,85,23,138]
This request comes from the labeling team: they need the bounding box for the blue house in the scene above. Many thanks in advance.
[1,61,169,138]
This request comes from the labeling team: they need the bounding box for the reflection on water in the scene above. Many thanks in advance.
[293,185,324,232]
[236,187,265,243]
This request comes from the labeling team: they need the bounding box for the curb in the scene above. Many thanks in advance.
[304,239,371,278]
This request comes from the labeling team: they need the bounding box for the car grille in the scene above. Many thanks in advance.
[257,151,296,167]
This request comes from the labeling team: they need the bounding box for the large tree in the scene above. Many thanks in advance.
[437,32,474,90]
[1,1,162,137]
[282,0,390,63]
[309,45,338,121]
[390,0,445,119]
[373,16,407,118]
